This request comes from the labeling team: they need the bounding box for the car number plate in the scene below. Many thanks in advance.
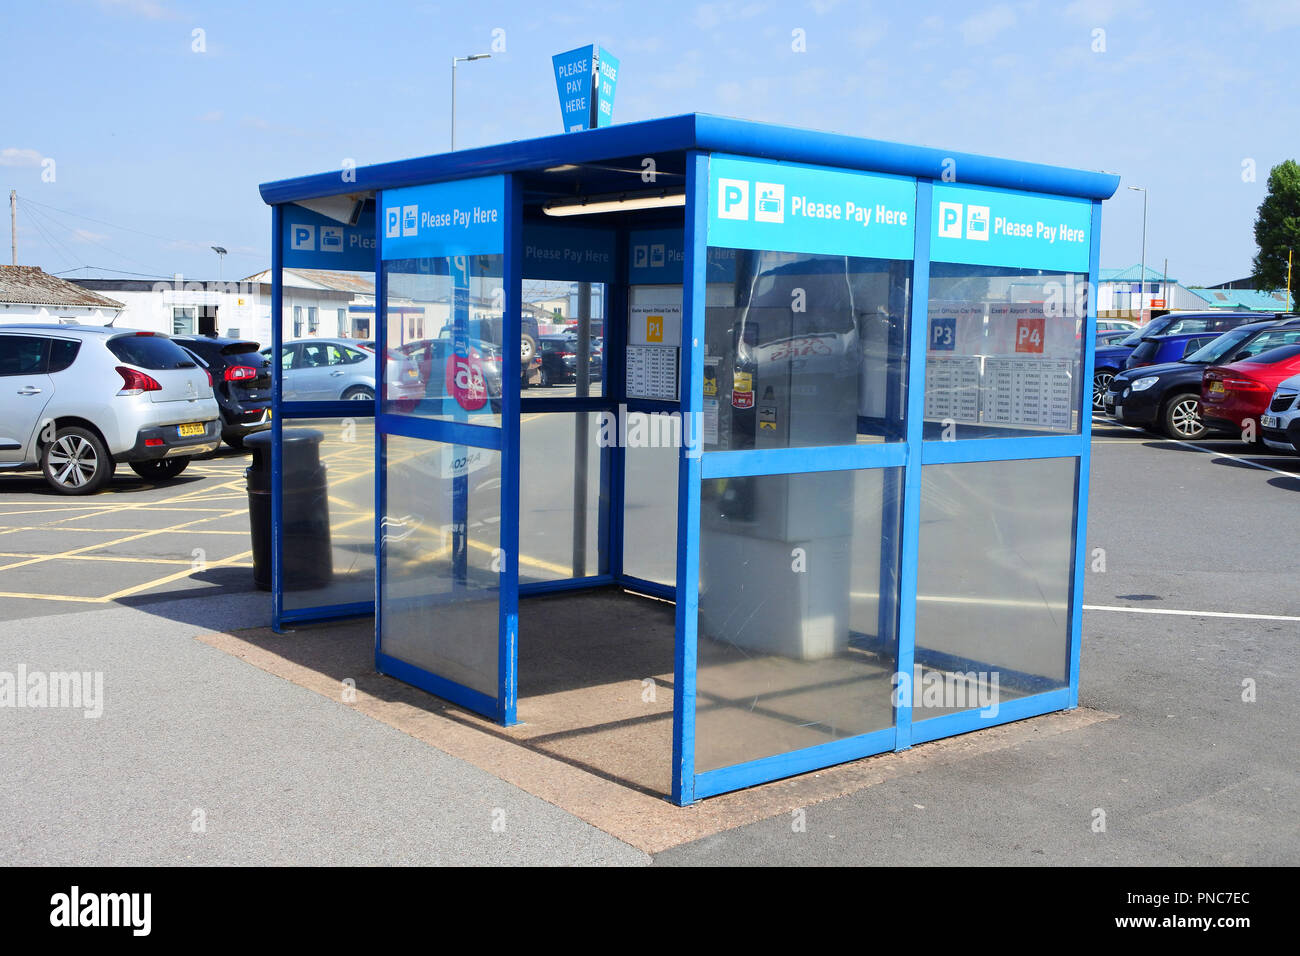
[1209,381,1225,394]
[1103,393,1113,406]
[177,422,204,437]
[1261,414,1278,428]
[1113,406,1123,420]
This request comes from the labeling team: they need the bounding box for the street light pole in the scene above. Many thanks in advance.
[1128,185,1148,323]
[451,53,492,150]
[211,245,227,282]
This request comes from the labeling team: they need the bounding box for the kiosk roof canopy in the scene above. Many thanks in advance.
[259,113,1120,207]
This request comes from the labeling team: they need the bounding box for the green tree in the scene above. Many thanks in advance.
[1252,159,1300,291]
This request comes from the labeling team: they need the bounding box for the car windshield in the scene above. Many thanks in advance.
[1241,343,1300,364]
[1118,316,1171,346]
[1183,327,1256,364]
[107,334,196,369]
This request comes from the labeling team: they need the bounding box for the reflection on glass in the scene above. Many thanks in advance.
[913,457,1075,722]
[924,265,1086,439]
[382,255,505,425]
[518,412,606,583]
[704,249,912,450]
[524,282,605,399]
[623,438,677,588]
[380,435,501,696]
[281,418,376,610]
[696,468,902,772]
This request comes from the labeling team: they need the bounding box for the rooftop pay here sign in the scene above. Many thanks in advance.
[552,45,619,132]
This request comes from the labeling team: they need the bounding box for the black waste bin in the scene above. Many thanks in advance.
[245,429,333,591]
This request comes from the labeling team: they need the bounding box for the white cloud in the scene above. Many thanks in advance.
[959,4,1017,44]
[198,110,223,123]
[95,0,178,20]
[72,228,110,244]
[0,147,44,167]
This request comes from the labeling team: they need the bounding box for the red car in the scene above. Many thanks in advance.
[1201,344,1300,440]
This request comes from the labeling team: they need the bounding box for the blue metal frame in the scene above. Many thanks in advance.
[260,114,1119,207]
[270,204,284,632]
[1067,200,1104,708]
[498,174,523,726]
[894,179,933,750]
[670,150,708,806]
[260,113,1118,806]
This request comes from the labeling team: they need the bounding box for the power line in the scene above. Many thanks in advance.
[20,205,82,273]
[20,199,160,273]
[50,266,176,280]
[16,193,264,260]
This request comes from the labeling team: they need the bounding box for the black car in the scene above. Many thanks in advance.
[171,336,272,448]
[536,334,602,387]
[1104,317,1300,439]
[1091,311,1267,411]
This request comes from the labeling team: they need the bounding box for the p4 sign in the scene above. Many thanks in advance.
[1015,317,1045,354]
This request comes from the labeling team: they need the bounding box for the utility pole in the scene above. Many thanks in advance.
[10,190,16,265]
[1128,185,1147,322]
[450,53,491,150]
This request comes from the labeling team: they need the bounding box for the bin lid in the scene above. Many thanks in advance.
[245,428,326,472]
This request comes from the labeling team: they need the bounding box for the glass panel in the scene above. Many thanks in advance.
[382,255,505,423]
[703,249,912,450]
[622,431,677,588]
[913,457,1076,721]
[924,265,1086,439]
[519,412,606,583]
[380,435,501,697]
[523,281,605,399]
[696,467,903,772]
[281,417,376,610]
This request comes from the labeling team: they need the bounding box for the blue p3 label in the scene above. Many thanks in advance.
[930,316,956,351]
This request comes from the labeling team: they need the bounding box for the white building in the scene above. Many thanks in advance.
[0,266,123,325]
[68,270,355,347]
[1097,265,1208,320]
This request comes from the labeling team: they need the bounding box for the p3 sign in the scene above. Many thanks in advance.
[446,350,488,411]
[930,317,957,352]
[1015,317,1045,354]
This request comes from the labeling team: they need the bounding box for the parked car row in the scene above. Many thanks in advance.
[1091,311,1269,411]
[1100,312,1300,449]
[0,324,222,494]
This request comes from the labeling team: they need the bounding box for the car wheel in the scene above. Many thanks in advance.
[342,386,375,401]
[41,426,114,495]
[538,367,550,387]
[521,333,537,367]
[223,435,245,450]
[1092,369,1115,411]
[130,458,190,481]
[1162,393,1206,440]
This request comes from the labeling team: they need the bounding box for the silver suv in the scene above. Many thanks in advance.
[0,324,220,494]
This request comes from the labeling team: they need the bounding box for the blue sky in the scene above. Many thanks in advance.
[4,0,1298,285]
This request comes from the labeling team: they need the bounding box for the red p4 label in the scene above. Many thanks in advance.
[1015,317,1044,354]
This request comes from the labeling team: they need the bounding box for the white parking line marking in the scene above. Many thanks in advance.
[1083,604,1300,623]
[1094,418,1298,478]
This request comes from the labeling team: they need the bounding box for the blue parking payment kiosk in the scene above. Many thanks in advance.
[262,113,1117,804]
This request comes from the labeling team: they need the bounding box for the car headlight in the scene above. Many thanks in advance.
[1131,376,1159,391]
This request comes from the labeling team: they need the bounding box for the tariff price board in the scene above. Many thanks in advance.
[627,286,682,401]
[924,355,981,424]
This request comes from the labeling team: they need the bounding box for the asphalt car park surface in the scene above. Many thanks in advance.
[1,416,1296,864]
